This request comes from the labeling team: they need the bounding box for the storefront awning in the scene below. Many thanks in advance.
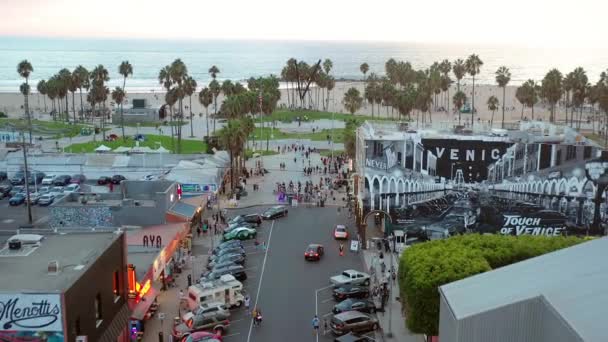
[169,202,198,219]
[130,286,159,320]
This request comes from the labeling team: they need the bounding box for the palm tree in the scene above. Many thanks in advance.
[495,66,511,128]
[37,80,47,113]
[453,91,467,124]
[68,73,79,122]
[465,54,483,125]
[343,88,363,114]
[58,68,72,122]
[523,80,540,119]
[199,87,213,137]
[439,60,452,112]
[165,88,178,151]
[515,85,527,119]
[90,65,110,139]
[452,59,466,92]
[111,87,126,136]
[364,74,378,117]
[118,61,133,140]
[46,77,58,119]
[541,69,563,123]
[209,65,220,79]
[209,79,221,134]
[563,71,576,125]
[596,70,608,145]
[487,95,499,127]
[218,119,243,190]
[326,77,335,112]
[17,60,34,143]
[184,76,197,137]
[221,80,234,99]
[360,62,369,80]
[73,66,89,121]
[571,67,589,129]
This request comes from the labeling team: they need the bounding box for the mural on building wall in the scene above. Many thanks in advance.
[0,331,64,342]
[50,207,113,228]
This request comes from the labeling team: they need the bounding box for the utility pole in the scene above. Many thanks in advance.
[21,133,33,225]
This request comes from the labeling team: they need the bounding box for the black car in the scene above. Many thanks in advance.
[111,175,126,184]
[207,253,246,269]
[210,247,246,260]
[333,285,370,301]
[27,172,45,185]
[304,244,324,261]
[97,176,112,185]
[202,265,247,282]
[332,298,377,314]
[229,214,262,227]
[261,205,288,220]
[0,184,12,196]
[0,171,7,181]
[53,175,72,186]
[10,171,26,185]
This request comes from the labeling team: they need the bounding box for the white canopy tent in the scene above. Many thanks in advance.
[95,144,112,153]
[113,146,132,153]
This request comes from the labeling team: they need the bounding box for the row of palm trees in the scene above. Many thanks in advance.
[280,58,336,110]
[217,117,255,190]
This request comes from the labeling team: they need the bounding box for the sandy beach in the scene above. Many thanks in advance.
[0,81,555,125]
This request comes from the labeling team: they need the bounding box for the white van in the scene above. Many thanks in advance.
[187,274,245,310]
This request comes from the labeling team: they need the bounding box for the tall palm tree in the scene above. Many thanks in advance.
[58,68,72,122]
[73,66,89,121]
[118,61,133,141]
[184,76,197,137]
[439,59,452,111]
[199,87,213,137]
[465,54,483,125]
[326,77,335,113]
[209,79,221,134]
[515,85,526,119]
[68,73,78,122]
[541,69,563,123]
[571,67,588,129]
[452,59,466,93]
[360,63,369,107]
[364,74,378,117]
[453,91,467,124]
[46,77,58,119]
[90,65,110,139]
[37,80,47,113]
[495,66,511,128]
[342,88,363,114]
[596,70,608,145]
[168,59,188,153]
[17,60,34,143]
[487,95,499,127]
[523,80,540,119]
[165,88,178,151]
[111,87,126,136]
[218,119,242,190]
[563,71,576,125]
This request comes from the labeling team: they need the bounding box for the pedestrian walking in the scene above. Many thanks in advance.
[244,295,251,314]
[252,308,258,326]
[312,315,320,334]
[196,226,201,237]
[339,243,344,257]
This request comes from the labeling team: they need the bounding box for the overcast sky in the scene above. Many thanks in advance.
[1,0,606,46]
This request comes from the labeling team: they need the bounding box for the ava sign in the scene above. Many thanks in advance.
[0,294,63,331]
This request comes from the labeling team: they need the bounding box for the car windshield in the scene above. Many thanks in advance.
[336,227,346,232]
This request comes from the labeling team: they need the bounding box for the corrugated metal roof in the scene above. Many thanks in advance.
[169,202,198,218]
[440,238,608,341]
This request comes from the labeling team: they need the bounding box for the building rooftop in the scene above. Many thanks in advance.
[127,245,160,280]
[440,237,608,341]
[0,232,121,292]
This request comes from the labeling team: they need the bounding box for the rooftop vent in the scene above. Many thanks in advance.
[48,260,60,275]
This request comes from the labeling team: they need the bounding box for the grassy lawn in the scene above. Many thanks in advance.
[66,134,206,154]
[583,133,606,147]
[261,109,393,123]
[0,118,91,138]
[250,127,346,143]
[122,121,186,127]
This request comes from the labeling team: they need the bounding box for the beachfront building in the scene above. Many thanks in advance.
[112,99,161,124]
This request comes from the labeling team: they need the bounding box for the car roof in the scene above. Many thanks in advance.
[336,225,346,229]
[307,244,322,248]
[334,311,368,319]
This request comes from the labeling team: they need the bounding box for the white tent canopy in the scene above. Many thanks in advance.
[131,146,155,153]
[151,146,170,153]
[113,146,132,153]
[95,144,112,152]
[165,159,225,188]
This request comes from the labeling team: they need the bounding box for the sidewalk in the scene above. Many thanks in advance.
[142,229,221,341]
[362,249,425,342]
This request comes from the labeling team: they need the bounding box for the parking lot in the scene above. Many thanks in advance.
[197,206,373,342]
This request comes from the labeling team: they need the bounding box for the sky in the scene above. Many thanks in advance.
[0,0,606,45]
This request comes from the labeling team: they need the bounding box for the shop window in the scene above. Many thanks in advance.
[584,146,592,159]
[94,293,103,327]
[566,145,576,161]
[556,150,562,166]
[113,271,120,302]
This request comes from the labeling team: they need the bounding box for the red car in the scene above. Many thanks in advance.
[304,244,324,261]
[70,174,87,184]
[180,331,223,342]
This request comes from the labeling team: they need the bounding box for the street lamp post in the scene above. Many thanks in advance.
[21,133,33,225]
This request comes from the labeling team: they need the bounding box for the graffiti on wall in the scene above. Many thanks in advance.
[49,207,113,228]
[0,331,64,342]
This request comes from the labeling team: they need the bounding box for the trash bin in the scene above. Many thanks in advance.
[236,193,241,200]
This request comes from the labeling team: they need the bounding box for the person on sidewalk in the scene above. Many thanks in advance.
[244,295,251,314]
[312,315,320,334]
[339,243,344,257]
[196,226,201,237]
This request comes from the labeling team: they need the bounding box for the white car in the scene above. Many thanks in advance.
[41,174,56,185]
[334,225,349,239]
[190,302,230,318]
[330,270,371,286]
[49,186,64,197]
[64,184,80,193]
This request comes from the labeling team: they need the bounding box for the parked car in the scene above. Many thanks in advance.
[64,184,80,193]
[189,302,230,318]
[223,227,257,241]
[27,192,41,205]
[53,175,72,186]
[38,194,56,206]
[304,244,324,261]
[97,176,112,185]
[49,187,64,197]
[28,172,45,185]
[41,174,56,185]
[9,186,24,197]
[207,254,245,269]
[0,171,7,181]
[111,174,126,184]
[37,186,50,195]
[173,314,230,339]
[261,205,288,220]
[223,223,255,234]
[228,214,262,227]
[9,193,26,206]
[0,184,12,197]
[332,298,377,314]
[201,265,247,282]
[210,247,246,261]
[10,171,26,185]
[333,332,375,341]
[334,225,349,239]
[330,311,378,336]
[215,240,243,250]
[212,243,245,255]
[70,174,87,184]
[333,285,370,301]
[330,270,371,287]
[179,331,223,342]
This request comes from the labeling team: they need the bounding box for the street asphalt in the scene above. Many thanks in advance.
[219,205,367,342]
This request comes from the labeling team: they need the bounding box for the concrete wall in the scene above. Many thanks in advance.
[122,180,177,213]
[63,233,128,342]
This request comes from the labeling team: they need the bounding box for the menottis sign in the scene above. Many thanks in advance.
[499,215,566,236]
[0,294,63,331]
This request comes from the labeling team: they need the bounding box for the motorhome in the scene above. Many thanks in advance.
[187,274,245,310]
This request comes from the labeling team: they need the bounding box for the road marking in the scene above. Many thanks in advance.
[246,220,274,342]
[222,332,241,339]
[315,284,334,342]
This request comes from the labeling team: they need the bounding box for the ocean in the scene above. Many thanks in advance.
[0,36,607,92]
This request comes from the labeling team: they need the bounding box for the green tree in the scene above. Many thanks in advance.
[452,59,466,92]
[118,61,133,141]
[487,95,499,127]
[563,71,576,125]
[364,74,379,117]
[73,65,89,121]
[184,76,197,137]
[198,87,213,137]
[37,80,47,113]
[111,87,126,136]
[17,60,34,143]
[495,66,511,128]
[571,67,589,129]
[58,68,72,122]
[342,87,363,114]
[465,54,483,125]
[515,85,526,119]
[541,69,563,122]
[90,65,110,139]
[360,62,369,81]
[596,70,608,145]
[218,119,244,190]
[453,90,467,124]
